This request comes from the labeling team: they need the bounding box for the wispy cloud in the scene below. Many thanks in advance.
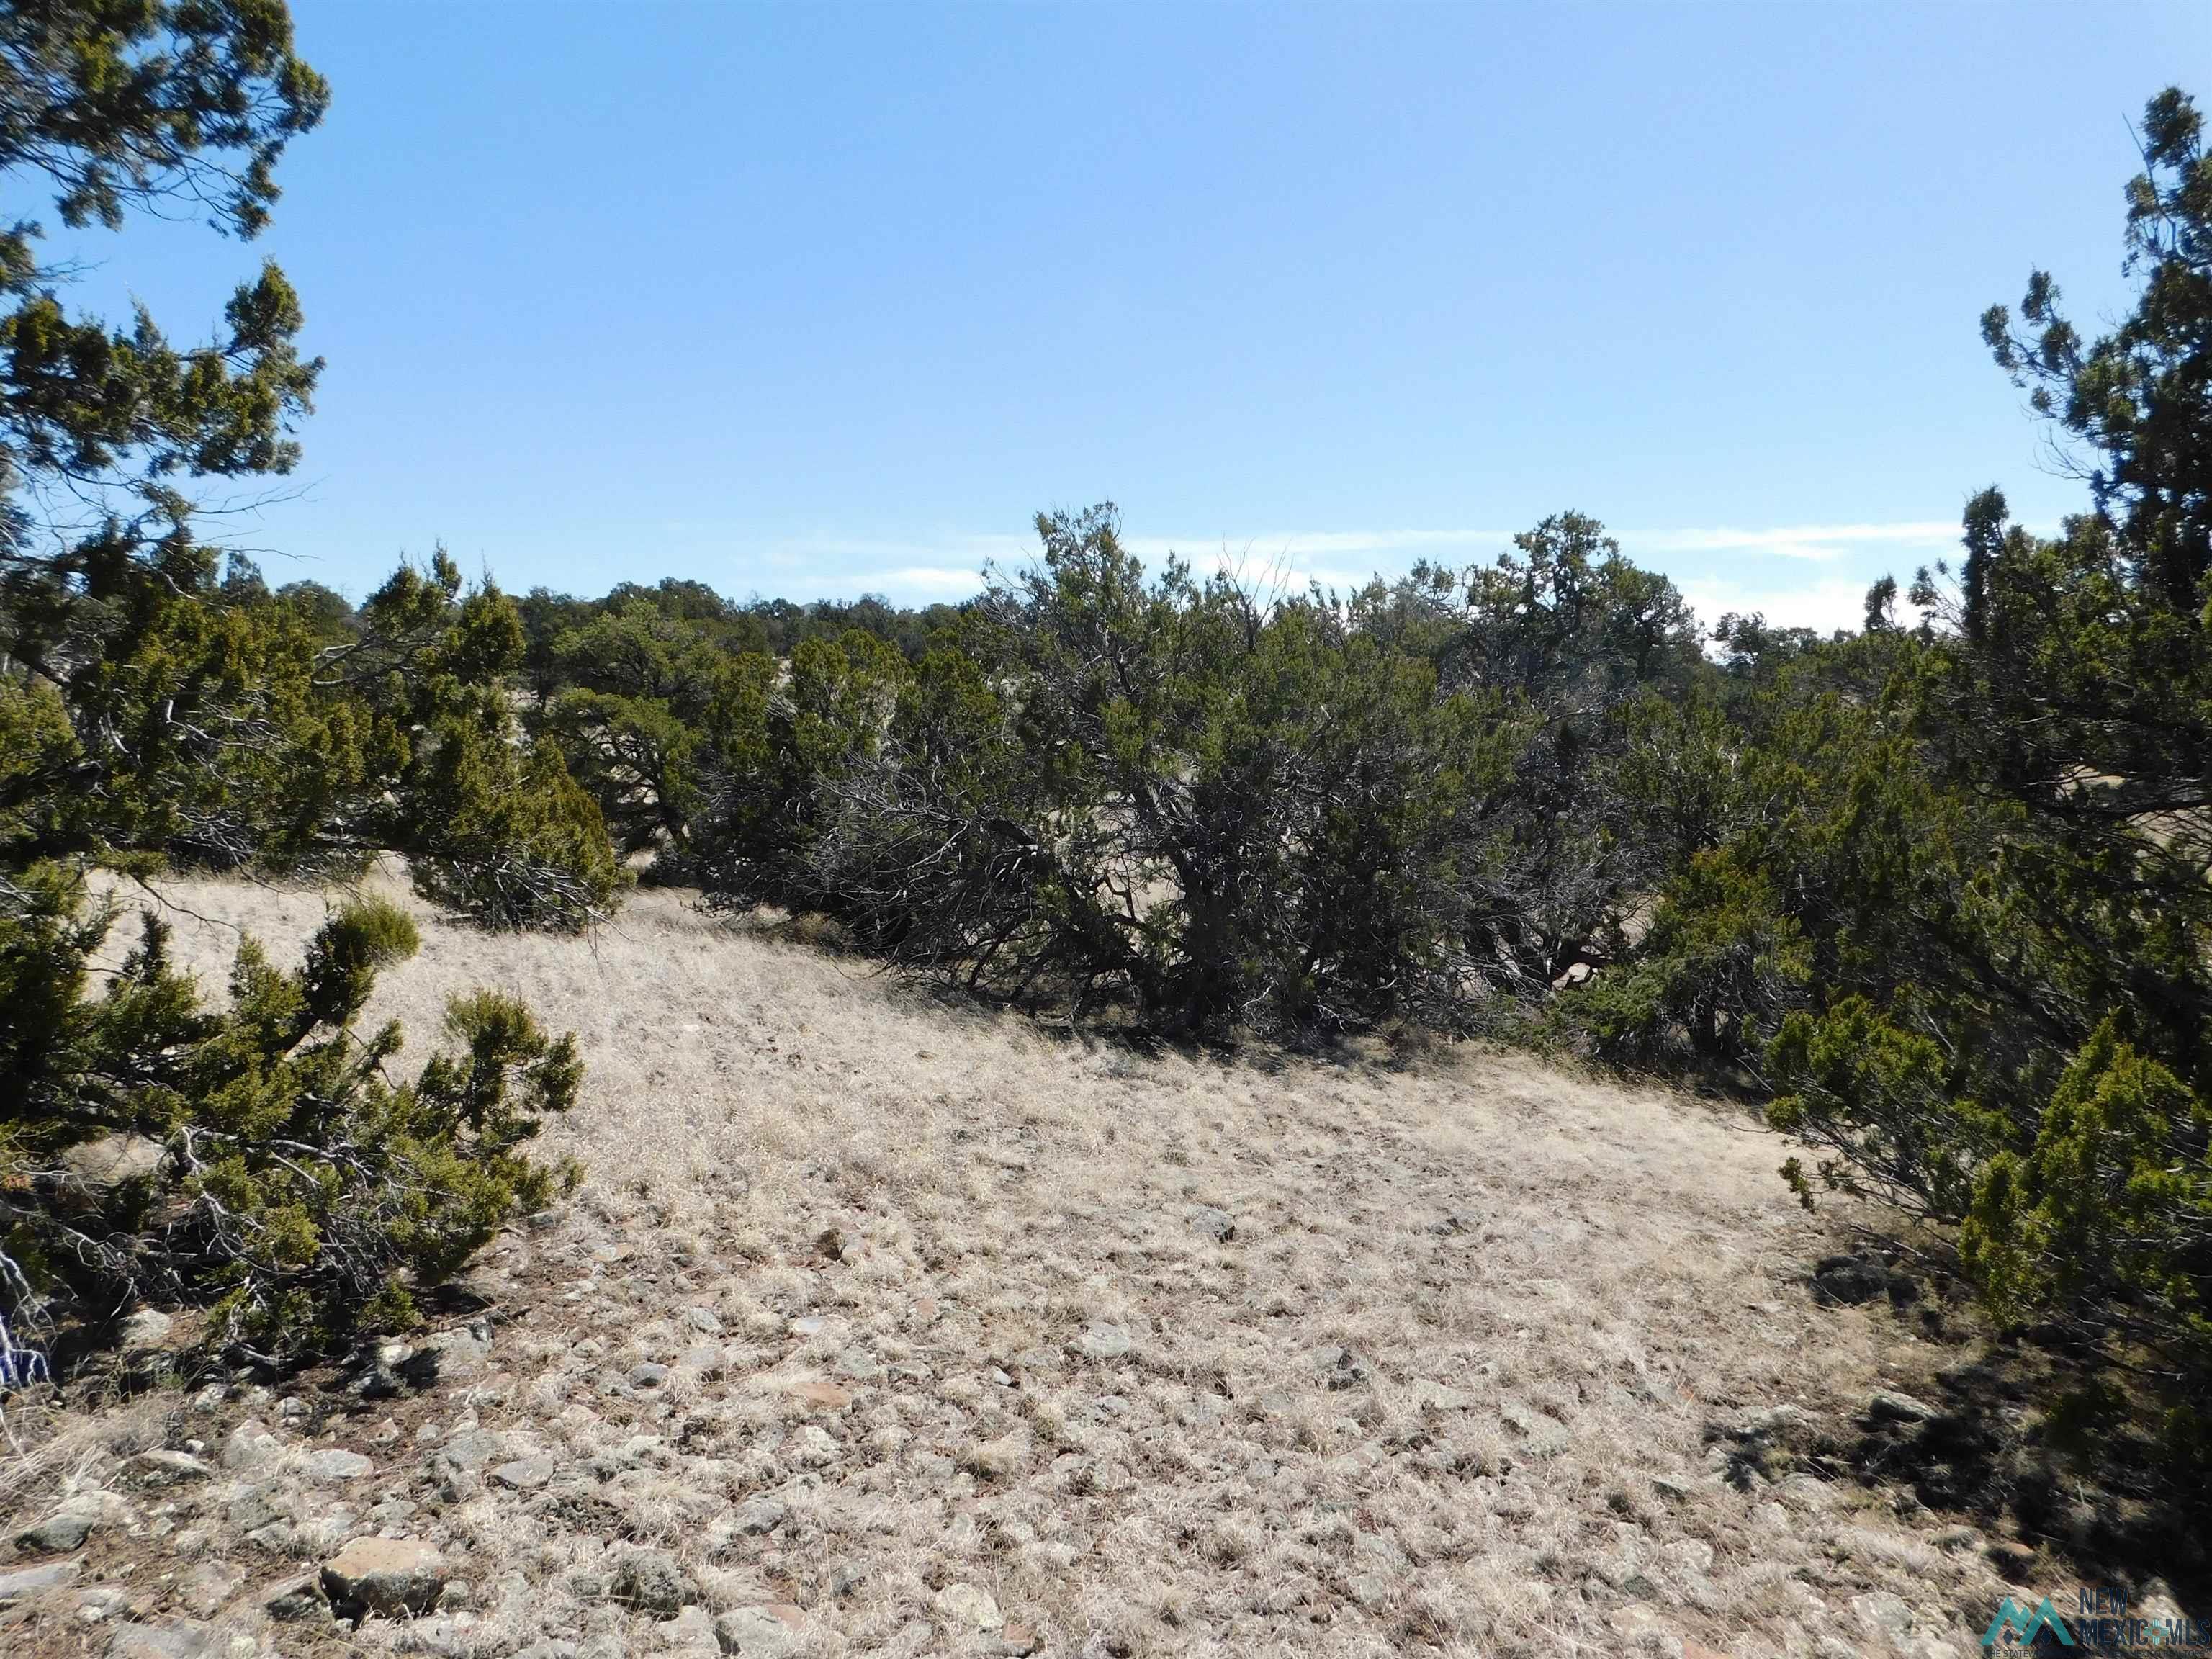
[745,516,1968,611]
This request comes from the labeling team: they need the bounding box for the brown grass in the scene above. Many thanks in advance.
[1,868,2105,1656]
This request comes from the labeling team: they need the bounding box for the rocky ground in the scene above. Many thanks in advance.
[0,878,2199,1657]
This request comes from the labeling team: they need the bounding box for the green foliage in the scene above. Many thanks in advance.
[0,3,606,1377]
[1,888,581,1360]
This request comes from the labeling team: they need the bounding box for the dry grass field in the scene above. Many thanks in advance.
[0,869,2177,1658]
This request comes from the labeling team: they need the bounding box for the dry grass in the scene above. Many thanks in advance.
[1,869,2113,1656]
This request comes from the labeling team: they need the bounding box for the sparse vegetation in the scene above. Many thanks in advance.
[2,2,2210,1650]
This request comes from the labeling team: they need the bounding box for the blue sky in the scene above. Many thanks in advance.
[58,1,2212,629]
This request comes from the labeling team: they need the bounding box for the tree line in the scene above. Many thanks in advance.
[1,2,2208,1529]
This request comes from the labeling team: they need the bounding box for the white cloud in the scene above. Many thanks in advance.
[746,516,1969,613]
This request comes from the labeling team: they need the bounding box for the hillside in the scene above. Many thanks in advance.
[0,873,2128,1658]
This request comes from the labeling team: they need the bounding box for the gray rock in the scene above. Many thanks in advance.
[1309,1354,1362,1389]
[221,1419,281,1470]
[129,1449,212,1488]
[265,1573,330,1621]
[607,1546,692,1617]
[1186,1205,1236,1242]
[1866,1390,1941,1426]
[436,1427,507,1470]
[104,1622,217,1659]
[716,1604,804,1655]
[226,1480,296,1533]
[175,1561,240,1619]
[936,1583,1003,1630]
[119,1309,175,1350]
[320,1535,447,1619]
[1077,1322,1130,1361]
[59,1133,169,1197]
[78,1583,133,1619]
[17,1491,122,1552]
[732,1494,788,1536]
[302,1447,373,1483]
[493,1455,557,1491]
[0,1556,81,1602]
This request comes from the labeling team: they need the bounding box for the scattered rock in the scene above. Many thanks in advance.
[0,1557,81,1604]
[715,1603,804,1655]
[608,1545,692,1616]
[1308,1345,1372,1390]
[1866,1390,1940,1426]
[320,1535,447,1619]
[103,1621,217,1659]
[264,1573,329,1622]
[221,1419,281,1470]
[128,1449,212,1488]
[937,1583,1004,1630]
[302,1447,373,1483]
[17,1491,123,1553]
[493,1455,556,1491]
[58,1133,168,1198]
[1185,1205,1235,1242]
[1077,1323,1130,1362]
[175,1562,240,1619]
[119,1309,175,1350]
[732,1495,788,1536]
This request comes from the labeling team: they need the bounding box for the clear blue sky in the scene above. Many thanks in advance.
[63,1,2212,630]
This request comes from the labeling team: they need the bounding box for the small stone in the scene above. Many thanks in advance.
[607,1546,691,1617]
[302,1447,373,1483]
[103,1621,217,1659]
[1076,1323,1130,1361]
[320,1535,447,1619]
[0,1557,81,1603]
[493,1456,555,1491]
[264,1573,328,1622]
[17,1491,122,1553]
[220,1419,281,1470]
[130,1450,213,1488]
[937,1583,1003,1630]
[120,1309,175,1350]
[715,1603,804,1655]
[629,1362,670,1388]
[1866,1390,1940,1426]
[732,1495,788,1536]
[58,1133,168,1197]
[176,1562,240,1619]
[1185,1205,1236,1242]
